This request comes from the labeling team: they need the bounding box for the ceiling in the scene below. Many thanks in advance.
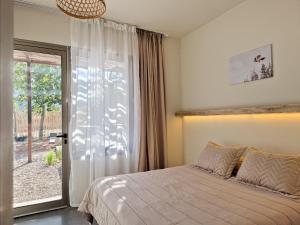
[15,0,245,37]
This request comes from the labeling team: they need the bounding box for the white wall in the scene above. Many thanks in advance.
[184,114,300,164]
[181,0,300,109]
[14,5,70,45]
[14,4,183,167]
[164,38,183,167]
[181,0,300,164]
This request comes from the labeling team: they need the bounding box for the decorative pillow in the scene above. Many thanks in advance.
[195,141,246,178]
[236,149,300,196]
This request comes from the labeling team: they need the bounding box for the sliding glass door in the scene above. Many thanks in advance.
[13,40,69,216]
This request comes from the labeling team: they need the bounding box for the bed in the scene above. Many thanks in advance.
[78,165,300,225]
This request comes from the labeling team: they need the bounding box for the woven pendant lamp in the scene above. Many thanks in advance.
[56,0,106,19]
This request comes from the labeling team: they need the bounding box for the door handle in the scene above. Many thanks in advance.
[56,133,68,139]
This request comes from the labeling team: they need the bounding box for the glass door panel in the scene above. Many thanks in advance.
[13,41,69,216]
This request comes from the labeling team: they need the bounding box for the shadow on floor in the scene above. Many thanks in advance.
[14,207,98,225]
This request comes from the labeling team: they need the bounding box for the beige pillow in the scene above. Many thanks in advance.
[236,149,300,196]
[196,142,246,178]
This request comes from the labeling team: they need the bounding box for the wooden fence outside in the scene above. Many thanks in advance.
[14,111,62,139]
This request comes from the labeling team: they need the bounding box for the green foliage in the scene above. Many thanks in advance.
[14,62,62,141]
[56,146,62,161]
[14,62,28,110]
[14,62,62,113]
[44,146,63,166]
[44,151,57,166]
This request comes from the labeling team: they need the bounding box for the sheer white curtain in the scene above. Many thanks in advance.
[69,19,140,206]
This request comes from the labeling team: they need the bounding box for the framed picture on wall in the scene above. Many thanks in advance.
[230,44,273,85]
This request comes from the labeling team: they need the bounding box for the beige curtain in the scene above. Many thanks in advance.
[0,0,13,224]
[137,29,167,172]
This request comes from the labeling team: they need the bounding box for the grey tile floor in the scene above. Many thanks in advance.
[14,208,97,225]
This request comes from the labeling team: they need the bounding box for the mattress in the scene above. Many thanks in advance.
[78,166,300,225]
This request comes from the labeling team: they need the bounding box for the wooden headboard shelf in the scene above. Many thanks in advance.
[175,104,300,117]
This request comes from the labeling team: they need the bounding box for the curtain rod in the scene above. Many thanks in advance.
[105,18,169,37]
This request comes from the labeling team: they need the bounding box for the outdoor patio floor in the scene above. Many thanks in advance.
[13,140,62,206]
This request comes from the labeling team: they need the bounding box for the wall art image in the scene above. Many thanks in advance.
[230,44,273,84]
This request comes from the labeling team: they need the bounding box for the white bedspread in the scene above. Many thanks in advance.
[79,166,300,225]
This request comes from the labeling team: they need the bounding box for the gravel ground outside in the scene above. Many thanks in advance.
[13,141,62,205]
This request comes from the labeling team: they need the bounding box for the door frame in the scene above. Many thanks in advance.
[13,39,70,217]
[0,0,13,224]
